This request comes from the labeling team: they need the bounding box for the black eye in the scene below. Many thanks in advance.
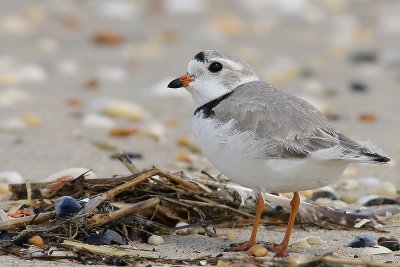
[208,62,223,73]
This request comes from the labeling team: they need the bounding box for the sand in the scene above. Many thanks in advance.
[0,0,399,266]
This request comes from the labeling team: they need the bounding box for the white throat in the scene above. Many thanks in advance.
[188,76,259,107]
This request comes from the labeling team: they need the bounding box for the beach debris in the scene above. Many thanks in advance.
[359,195,400,206]
[355,245,393,256]
[55,196,81,217]
[28,235,45,249]
[82,113,116,129]
[290,236,326,252]
[375,181,398,197]
[100,100,144,121]
[94,31,124,46]
[175,222,190,235]
[44,168,96,182]
[148,235,165,245]
[84,229,126,245]
[109,127,138,137]
[346,234,377,248]
[358,113,377,123]
[349,81,368,93]
[248,244,268,257]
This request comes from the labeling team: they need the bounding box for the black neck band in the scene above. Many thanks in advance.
[194,91,233,118]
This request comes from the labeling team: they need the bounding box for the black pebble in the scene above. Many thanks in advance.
[84,229,127,245]
[349,81,368,93]
[379,240,400,251]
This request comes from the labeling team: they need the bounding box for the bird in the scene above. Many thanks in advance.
[167,50,390,254]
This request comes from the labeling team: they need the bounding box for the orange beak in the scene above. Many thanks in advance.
[167,73,193,88]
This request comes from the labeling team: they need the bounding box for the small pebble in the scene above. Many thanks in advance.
[94,31,124,46]
[350,50,378,63]
[55,196,81,217]
[102,101,144,121]
[141,122,166,141]
[147,235,165,245]
[85,229,126,245]
[248,244,268,257]
[349,81,368,93]
[358,113,377,123]
[177,152,193,163]
[20,114,42,127]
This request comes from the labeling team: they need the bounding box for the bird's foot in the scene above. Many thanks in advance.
[224,241,257,252]
[273,243,290,258]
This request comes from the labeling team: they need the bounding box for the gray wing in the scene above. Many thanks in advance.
[213,81,388,162]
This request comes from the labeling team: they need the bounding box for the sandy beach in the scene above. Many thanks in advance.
[0,0,399,266]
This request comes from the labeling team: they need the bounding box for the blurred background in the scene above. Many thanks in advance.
[0,0,398,186]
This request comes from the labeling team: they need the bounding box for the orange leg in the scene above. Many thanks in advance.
[224,193,264,251]
[274,192,300,253]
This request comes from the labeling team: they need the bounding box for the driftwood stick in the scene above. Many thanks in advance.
[158,170,199,191]
[88,197,160,227]
[79,168,160,215]
[118,152,141,175]
[0,211,55,230]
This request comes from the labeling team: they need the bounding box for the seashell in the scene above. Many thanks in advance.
[44,168,96,182]
[84,229,126,245]
[314,198,348,209]
[0,210,9,221]
[0,171,24,184]
[248,244,268,257]
[18,64,47,82]
[290,236,326,252]
[340,193,358,204]
[290,238,311,251]
[355,245,393,256]
[375,182,397,197]
[334,178,358,191]
[225,230,237,241]
[28,235,45,249]
[94,31,124,46]
[147,235,165,245]
[346,234,377,248]
[354,219,371,228]
[141,122,166,141]
[175,222,189,235]
[342,168,358,178]
[0,88,31,107]
[0,230,11,240]
[379,240,400,251]
[56,59,79,75]
[0,117,27,132]
[305,236,326,245]
[359,195,400,206]
[349,81,368,93]
[359,113,377,123]
[177,152,193,163]
[109,127,138,137]
[82,113,116,129]
[96,67,127,82]
[163,0,206,14]
[101,101,144,121]
[55,196,81,217]
[310,190,337,201]
[7,208,34,218]
[97,1,137,20]
[20,114,42,127]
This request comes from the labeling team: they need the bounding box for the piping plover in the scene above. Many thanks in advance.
[167,50,390,254]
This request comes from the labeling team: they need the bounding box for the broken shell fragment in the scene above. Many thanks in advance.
[225,230,237,241]
[55,196,81,217]
[355,245,393,256]
[346,234,377,248]
[147,235,165,245]
[248,244,268,257]
[175,222,189,235]
[44,168,96,182]
[28,235,45,249]
[101,101,144,121]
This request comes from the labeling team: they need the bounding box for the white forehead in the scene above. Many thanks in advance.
[187,57,244,75]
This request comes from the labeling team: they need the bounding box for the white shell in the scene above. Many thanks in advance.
[88,98,145,121]
[375,181,397,197]
[82,113,116,129]
[175,222,189,235]
[44,168,96,182]
[0,171,24,183]
[147,235,164,246]
[290,236,326,251]
[140,122,166,142]
[356,245,393,256]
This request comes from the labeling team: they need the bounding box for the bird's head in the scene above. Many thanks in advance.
[168,50,259,107]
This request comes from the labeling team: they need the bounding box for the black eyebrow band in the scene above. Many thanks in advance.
[194,51,205,62]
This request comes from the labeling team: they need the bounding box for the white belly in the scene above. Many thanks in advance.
[192,113,348,193]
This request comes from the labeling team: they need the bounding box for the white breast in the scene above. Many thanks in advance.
[192,112,348,193]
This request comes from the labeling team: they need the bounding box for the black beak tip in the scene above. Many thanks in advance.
[167,78,183,88]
